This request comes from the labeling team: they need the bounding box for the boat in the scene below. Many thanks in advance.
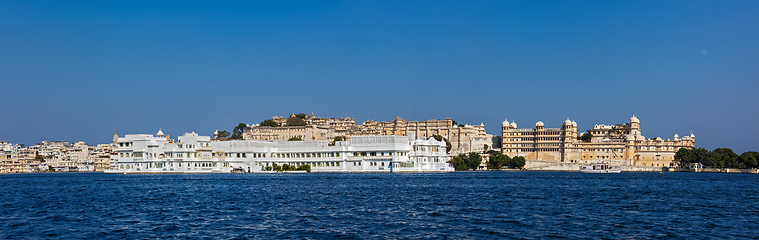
[580,163,622,173]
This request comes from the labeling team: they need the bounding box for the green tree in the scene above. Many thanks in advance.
[706,148,741,168]
[260,119,278,127]
[272,163,282,172]
[508,156,526,169]
[217,130,230,138]
[282,164,297,171]
[739,151,758,169]
[487,152,510,169]
[288,137,303,141]
[286,117,306,126]
[578,132,593,142]
[712,148,739,168]
[466,152,482,170]
[449,154,466,171]
[431,135,452,153]
[296,164,311,172]
[230,123,246,139]
[295,113,307,118]
[674,148,696,168]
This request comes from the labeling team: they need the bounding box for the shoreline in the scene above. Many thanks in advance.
[2,168,758,174]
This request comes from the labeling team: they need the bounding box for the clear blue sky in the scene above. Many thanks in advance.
[1,0,757,153]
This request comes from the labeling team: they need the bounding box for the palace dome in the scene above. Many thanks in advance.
[536,121,544,127]
[564,119,572,126]
[502,118,509,126]
[156,128,165,136]
[630,115,640,123]
[510,122,517,128]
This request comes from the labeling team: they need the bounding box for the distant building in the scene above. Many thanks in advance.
[243,114,494,154]
[0,151,23,173]
[91,144,114,171]
[501,115,696,167]
[108,130,453,173]
[68,142,90,171]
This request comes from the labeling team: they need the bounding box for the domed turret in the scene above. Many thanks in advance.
[564,118,572,126]
[156,128,165,137]
[510,122,517,128]
[674,134,679,139]
[630,115,639,123]
[502,118,510,126]
[572,120,577,127]
[536,121,544,127]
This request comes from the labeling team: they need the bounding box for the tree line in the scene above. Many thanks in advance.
[260,113,308,127]
[485,150,526,170]
[216,123,247,140]
[263,163,311,172]
[674,148,758,169]
[448,150,526,171]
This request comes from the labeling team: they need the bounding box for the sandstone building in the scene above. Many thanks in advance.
[501,115,696,167]
[242,114,494,154]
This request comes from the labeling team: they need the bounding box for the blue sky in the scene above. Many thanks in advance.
[1,0,757,153]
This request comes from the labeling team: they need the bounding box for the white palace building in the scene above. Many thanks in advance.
[105,129,453,173]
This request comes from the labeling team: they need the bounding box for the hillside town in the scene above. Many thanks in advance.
[0,140,114,173]
[1,113,701,173]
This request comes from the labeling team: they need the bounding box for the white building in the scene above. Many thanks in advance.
[106,130,453,173]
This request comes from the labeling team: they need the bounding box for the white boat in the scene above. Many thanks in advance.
[580,163,622,173]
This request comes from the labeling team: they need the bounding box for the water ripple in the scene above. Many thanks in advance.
[0,172,757,239]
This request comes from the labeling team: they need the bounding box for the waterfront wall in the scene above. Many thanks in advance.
[523,160,581,171]
[700,168,759,174]
[623,166,664,172]
[523,160,669,172]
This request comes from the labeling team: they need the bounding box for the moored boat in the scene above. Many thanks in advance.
[580,163,622,173]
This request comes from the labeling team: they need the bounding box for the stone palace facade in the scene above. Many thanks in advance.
[242,114,494,154]
[501,115,696,167]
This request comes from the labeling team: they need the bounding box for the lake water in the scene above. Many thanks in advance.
[1,172,757,239]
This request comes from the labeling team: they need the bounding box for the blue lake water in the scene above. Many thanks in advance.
[1,172,757,239]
